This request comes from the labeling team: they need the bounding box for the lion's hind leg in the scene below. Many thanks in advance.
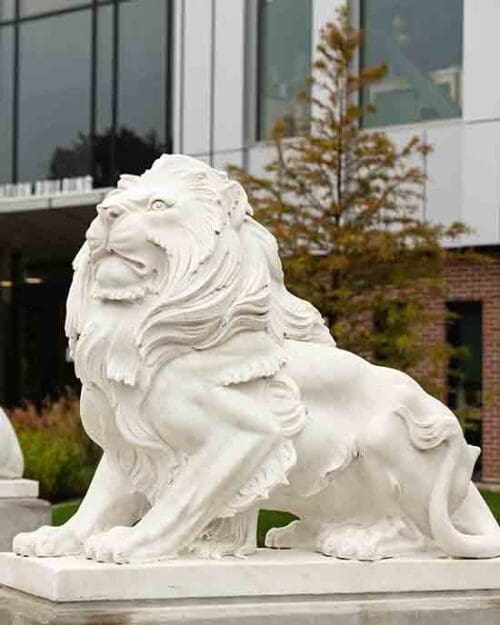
[395,391,500,557]
[265,518,319,550]
[317,517,429,561]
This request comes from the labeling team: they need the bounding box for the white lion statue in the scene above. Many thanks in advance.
[0,408,24,480]
[13,155,500,563]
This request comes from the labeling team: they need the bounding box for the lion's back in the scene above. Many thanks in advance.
[284,340,372,394]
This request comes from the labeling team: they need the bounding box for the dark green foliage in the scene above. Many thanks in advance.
[9,397,100,502]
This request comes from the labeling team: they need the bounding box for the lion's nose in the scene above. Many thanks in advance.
[99,205,124,223]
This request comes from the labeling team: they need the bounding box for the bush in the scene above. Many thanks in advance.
[8,396,100,503]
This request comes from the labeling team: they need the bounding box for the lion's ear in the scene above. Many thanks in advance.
[117,174,140,190]
[223,181,253,229]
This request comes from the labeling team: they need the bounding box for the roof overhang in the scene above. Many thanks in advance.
[0,188,112,262]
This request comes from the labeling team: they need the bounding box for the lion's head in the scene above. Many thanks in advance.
[84,155,245,302]
[66,155,333,373]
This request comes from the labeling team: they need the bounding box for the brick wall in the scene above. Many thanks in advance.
[423,252,500,483]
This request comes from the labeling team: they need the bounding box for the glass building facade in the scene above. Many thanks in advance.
[256,0,311,140]
[0,0,173,187]
[0,0,173,405]
[0,0,472,413]
[361,0,463,127]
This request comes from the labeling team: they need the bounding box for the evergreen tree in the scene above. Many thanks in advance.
[230,8,470,389]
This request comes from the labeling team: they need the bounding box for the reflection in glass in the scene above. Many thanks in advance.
[20,0,89,18]
[118,0,168,157]
[257,0,311,140]
[0,0,172,187]
[447,301,483,455]
[96,3,112,135]
[95,127,162,187]
[447,302,483,411]
[363,0,463,127]
[0,26,13,183]
[18,10,91,181]
[0,0,14,22]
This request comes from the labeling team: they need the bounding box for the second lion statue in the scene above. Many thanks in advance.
[14,155,500,563]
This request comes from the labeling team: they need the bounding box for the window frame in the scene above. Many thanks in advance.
[357,0,464,130]
[248,0,313,146]
[0,0,173,186]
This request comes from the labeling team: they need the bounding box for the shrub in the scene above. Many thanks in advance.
[8,396,100,503]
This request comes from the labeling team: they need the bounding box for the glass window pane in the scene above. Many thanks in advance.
[96,3,112,134]
[20,0,90,18]
[257,0,311,140]
[0,26,13,183]
[0,1,14,21]
[115,0,167,175]
[363,0,463,127]
[447,301,483,411]
[18,10,92,182]
[447,301,482,452]
[93,2,113,187]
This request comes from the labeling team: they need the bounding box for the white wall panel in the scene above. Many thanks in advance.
[247,143,276,178]
[461,121,500,245]
[181,0,212,155]
[425,123,462,226]
[213,149,243,171]
[386,125,426,221]
[213,0,245,153]
[463,0,500,122]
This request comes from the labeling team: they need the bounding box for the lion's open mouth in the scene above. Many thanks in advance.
[90,246,155,301]
[108,248,147,274]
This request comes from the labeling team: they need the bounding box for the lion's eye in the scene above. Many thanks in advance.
[149,198,175,211]
[150,200,167,211]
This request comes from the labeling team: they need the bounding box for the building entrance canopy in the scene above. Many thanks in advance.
[0,189,109,404]
[0,189,109,263]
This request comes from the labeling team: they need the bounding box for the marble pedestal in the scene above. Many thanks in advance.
[0,480,38,500]
[0,551,499,624]
[0,481,50,553]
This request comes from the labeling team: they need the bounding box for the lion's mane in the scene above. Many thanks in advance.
[64,155,336,508]
[66,155,334,377]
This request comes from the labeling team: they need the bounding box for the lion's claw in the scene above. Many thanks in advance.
[83,526,148,564]
[13,525,82,557]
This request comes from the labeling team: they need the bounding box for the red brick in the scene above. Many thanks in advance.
[419,252,500,481]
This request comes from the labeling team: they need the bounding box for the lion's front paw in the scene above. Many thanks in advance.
[84,526,170,564]
[13,525,82,557]
[84,526,135,564]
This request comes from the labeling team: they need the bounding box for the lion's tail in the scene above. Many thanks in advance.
[396,396,500,559]
[428,431,500,558]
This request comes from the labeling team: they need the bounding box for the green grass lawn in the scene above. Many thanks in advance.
[481,490,500,521]
[52,490,500,547]
[52,499,81,526]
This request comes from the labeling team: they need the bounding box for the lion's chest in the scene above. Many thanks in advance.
[74,305,146,389]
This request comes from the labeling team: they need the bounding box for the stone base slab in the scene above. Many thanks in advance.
[0,587,499,625]
[0,550,499,603]
[0,480,38,499]
[0,500,50,553]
